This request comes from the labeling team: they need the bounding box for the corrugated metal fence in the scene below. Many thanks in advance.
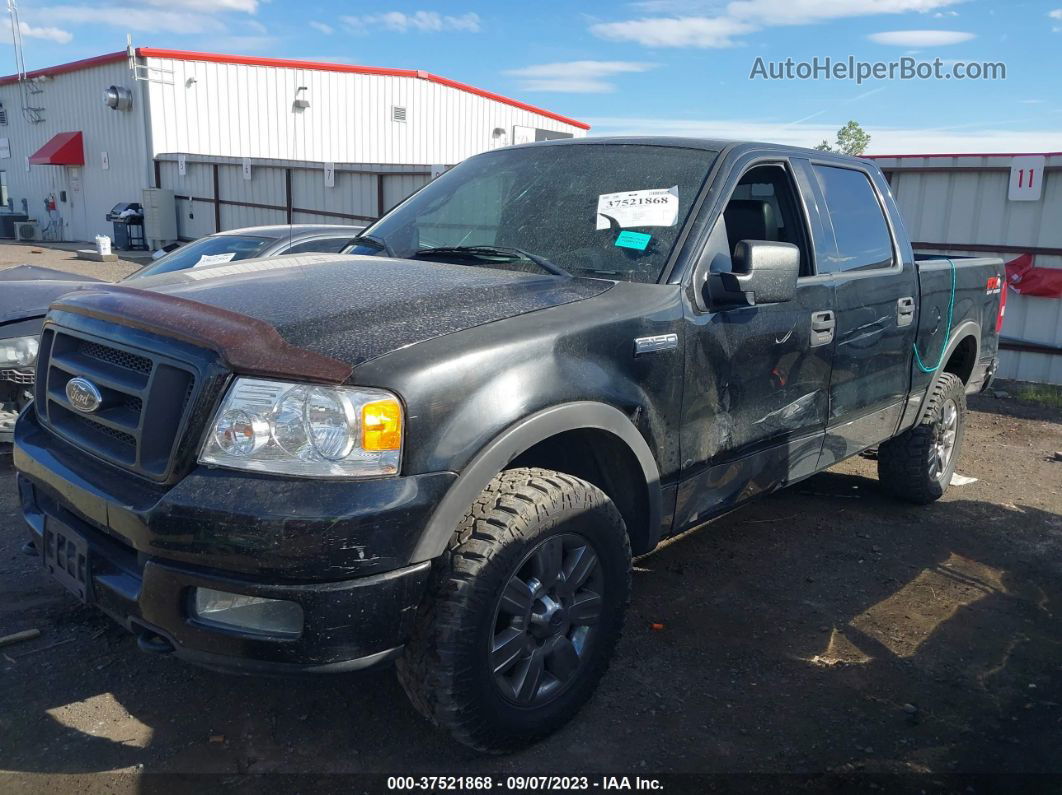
[155,153,433,240]
[872,153,1062,385]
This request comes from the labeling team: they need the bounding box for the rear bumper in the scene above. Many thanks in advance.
[971,356,998,394]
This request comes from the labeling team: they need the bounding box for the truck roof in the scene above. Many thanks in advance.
[513,135,871,164]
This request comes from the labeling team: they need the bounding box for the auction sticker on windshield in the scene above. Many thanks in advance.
[596,186,679,230]
[194,252,238,268]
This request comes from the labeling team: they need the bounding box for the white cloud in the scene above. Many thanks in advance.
[584,115,1062,154]
[309,21,334,35]
[38,5,227,34]
[725,0,963,26]
[342,11,481,34]
[27,0,255,42]
[1049,9,1062,19]
[1,18,72,44]
[933,10,959,16]
[591,16,756,48]
[592,0,964,48]
[505,61,657,93]
[867,29,975,46]
[141,0,258,10]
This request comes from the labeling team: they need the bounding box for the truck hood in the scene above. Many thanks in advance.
[63,255,612,366]
[0,265,106,284]
[0,278,101,325]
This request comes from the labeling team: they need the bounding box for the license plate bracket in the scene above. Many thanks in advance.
[42,521,93,603]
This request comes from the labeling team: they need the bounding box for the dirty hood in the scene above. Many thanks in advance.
[0,277,103,325]
[66,255,611,366]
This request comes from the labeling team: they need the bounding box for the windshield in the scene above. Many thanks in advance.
[130,235,273,279]
[350,144,717,283]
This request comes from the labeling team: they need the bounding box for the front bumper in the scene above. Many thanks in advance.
[15,409,453,673]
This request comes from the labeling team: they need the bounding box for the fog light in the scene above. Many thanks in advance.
[192,588,303,637]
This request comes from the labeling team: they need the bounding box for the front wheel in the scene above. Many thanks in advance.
[396,467,631,752]
[877,372,967,504]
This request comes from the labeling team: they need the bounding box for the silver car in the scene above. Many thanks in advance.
[0,224,365,443]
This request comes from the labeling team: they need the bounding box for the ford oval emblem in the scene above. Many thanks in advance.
[66,377,103,414]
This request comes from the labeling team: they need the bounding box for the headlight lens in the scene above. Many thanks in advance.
[199,378,402,478]
[0,335,40,368]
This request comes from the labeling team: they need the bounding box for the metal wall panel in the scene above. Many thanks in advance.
[157,159,214,240]
[0,59,149,241]
[381,173,431,215]
[145,57,584,167]
[877,155,1062,385]
[290,165,376,222]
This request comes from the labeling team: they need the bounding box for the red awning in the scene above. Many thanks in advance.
[29,131,84,166]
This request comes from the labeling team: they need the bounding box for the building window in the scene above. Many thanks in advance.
[0,171,8,207]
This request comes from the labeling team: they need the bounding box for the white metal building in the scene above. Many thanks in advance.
[869,152,1062,385]
[0,47,587,244]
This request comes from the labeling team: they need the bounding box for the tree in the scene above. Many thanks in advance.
[814,121,871,156]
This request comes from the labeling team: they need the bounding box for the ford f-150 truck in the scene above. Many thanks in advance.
[14,138,1003,751]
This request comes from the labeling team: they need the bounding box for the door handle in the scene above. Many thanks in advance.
[897,296,916,327]
[810,310,835,347]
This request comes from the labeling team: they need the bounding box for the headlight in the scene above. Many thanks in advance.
[0,335,39,368]
[199,378,403,478]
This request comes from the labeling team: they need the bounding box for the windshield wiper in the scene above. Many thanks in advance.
[351,233,395,256]
[411,245,570,277]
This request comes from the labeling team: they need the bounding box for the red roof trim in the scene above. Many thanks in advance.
[1,48,590,131]
[29,131,85,166]
[137,48,422,80]
[867,151,1062,159]
[0,51,127,86]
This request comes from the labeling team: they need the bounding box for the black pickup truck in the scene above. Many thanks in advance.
[14,138,1003,751]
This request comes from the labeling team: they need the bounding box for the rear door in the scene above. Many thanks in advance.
[796,160,919,465]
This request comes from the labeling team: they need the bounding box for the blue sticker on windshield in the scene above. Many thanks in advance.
[615,231,651,251]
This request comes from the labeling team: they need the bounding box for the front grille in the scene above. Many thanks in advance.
[1,367,35,385]
[35,326,202,481]
[79,340,152,375]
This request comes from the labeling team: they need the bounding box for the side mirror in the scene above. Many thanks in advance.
[719,240,799,305]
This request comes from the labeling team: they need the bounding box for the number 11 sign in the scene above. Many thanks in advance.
[1008,155,1046,201]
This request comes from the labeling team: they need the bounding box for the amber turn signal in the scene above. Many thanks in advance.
[361,399,403,451]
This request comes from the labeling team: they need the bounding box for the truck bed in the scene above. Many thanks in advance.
[912,252,1004,393]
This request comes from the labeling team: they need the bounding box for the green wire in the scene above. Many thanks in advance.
[913,256,956,373]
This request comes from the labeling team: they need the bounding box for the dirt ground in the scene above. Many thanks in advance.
[0,394,1059,790]
[0,242,143,281]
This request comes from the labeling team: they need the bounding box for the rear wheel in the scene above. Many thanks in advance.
[877,372,966,504]
[397,467,630,752]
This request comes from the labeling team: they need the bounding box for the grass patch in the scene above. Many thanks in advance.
[1006,381,1062,410]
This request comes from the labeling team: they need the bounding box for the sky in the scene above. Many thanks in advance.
[2,0,1061,154]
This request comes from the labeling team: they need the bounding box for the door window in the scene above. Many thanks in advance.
[710,163,812,276]
[811,165,894,273]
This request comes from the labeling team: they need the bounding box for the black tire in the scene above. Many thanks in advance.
[877,372,967,504]
[396,467,631,752]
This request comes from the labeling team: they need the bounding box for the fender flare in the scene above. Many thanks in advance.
[914,320,981,424]
[410,401,663,563]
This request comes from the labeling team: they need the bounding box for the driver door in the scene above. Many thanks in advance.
[674,158,835,530]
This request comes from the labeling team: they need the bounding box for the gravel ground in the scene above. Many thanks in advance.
[0,242,143,281]
[0,394,1059,790]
